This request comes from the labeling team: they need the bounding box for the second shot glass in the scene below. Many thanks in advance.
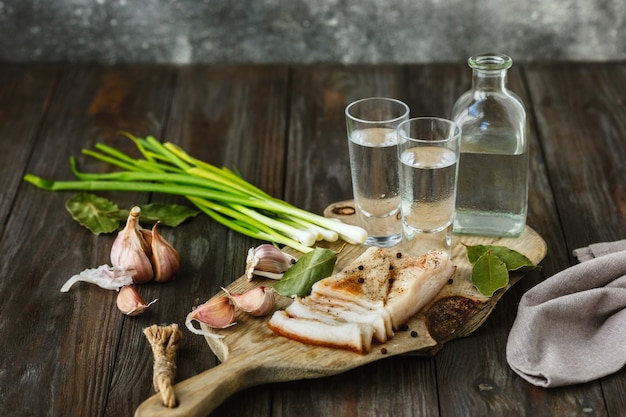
[397,117,461,257]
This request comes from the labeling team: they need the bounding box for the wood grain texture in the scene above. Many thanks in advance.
[0,65,58,236]
[134,222,546,417]
[2,62,625,417]
[0,65,173,417]
[526,62,626,417]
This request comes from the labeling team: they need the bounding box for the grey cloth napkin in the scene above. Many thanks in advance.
[506,240,626,387]
[572,239,626,262]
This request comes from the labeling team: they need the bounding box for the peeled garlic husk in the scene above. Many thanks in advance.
[185,296,235,338]
[245,244,297,281]
[116,285,157,316]
[224,286,275,317]
[150,221,180,282]
[60,265,135,293]
[110,206,154,284]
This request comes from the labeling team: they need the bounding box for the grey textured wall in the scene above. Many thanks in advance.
[1,0,625,64]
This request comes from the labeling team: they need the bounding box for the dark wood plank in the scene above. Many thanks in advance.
[526,61,626,416]
[105,65,292,417]
[0,64,58,236]
[527,62,626,250]
[2,62,624,417]
[0,64,173,417]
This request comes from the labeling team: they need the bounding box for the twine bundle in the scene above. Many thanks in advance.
[143,323,184,408]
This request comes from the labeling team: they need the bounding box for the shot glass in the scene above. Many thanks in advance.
[345,97,410,247]
[397,117,461,256]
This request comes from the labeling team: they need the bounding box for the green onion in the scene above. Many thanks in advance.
[23,134,367,253]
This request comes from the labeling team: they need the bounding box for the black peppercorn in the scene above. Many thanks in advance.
[357,277,365,283]
[410,331,418,338]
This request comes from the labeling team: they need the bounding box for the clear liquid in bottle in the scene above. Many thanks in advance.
[451,53,529,237]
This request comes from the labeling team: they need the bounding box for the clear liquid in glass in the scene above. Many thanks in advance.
[349,127,401,247]
[399,146,458,256]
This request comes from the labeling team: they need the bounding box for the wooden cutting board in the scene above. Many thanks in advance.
[135,201,547,417]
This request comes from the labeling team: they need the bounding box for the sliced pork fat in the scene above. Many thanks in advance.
[385,250,457,329]
[267,310,374,354]
[287,297,393,343]
[310,247,391,310]
[267,248,456,353]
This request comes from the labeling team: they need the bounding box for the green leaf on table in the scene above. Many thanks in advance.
[65,192,121,235]
[465,244,536,272]
[114,203,200,227]
[66,193,201,234]
[471,250,510,297]
[273,248,337,298]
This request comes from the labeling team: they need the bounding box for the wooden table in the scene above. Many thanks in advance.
[1,62,625,417]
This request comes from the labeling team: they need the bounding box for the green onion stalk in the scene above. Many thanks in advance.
[23,135,367,253]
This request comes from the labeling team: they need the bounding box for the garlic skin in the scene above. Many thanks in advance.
[116,285,157,316]
[150,221,180,282]
[111,206,154,284]
[61,265,135,293]
[225,286,275,317]
[245,244,297,281]
[185,296,236,338]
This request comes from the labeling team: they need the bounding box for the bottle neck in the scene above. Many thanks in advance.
[472,68,508,92]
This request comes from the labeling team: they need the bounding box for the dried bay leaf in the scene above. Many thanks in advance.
[465,244,536,272]
[464,244,538,297]
[471,250,510,297]
[273,248,337,298]
[66,192,200,234]
[66,192,121,234]
[114,203,200,227]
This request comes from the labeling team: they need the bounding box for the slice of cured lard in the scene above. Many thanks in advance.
[385,250,457,330]
[269,310,375,353]
[310,246,391,309]
[286,296,393,343]
[267,247,456,354]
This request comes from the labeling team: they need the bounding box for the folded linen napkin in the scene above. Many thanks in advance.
[572,239,626,262]
[506,240,626,387]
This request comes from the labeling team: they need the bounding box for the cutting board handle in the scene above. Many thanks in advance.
[134,358,256,417]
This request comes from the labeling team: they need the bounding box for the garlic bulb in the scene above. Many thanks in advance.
[245,244,297,281]
[185,296,236,338]
[111,206,154,284]
[116,285,157,316]
[150,221,180,282]
[225,286,275,317]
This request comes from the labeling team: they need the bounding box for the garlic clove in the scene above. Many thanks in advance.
[150,221,180,282]
[185,296,236,338]
[116,285,157,316]
[110,206,154,284]
[225,286,275,317]
[245,244,297,281]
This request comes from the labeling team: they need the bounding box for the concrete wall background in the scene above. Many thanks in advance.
[1,0,624,64]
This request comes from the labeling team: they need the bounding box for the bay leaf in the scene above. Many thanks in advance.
[65,192,121,235]
[114,203,200,227]
[465,244,536,272]
[471,250,510,297]
[273,248,337,298]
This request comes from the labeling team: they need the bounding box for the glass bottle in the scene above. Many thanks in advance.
[451,53,528,237]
